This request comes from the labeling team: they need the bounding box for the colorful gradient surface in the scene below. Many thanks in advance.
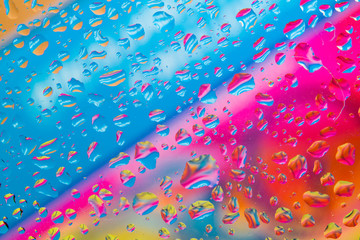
[0,0,360,239]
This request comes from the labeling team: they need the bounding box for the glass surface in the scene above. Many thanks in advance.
[0,0,359,239]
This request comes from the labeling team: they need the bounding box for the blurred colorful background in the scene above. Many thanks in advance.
[0,0,360,239]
